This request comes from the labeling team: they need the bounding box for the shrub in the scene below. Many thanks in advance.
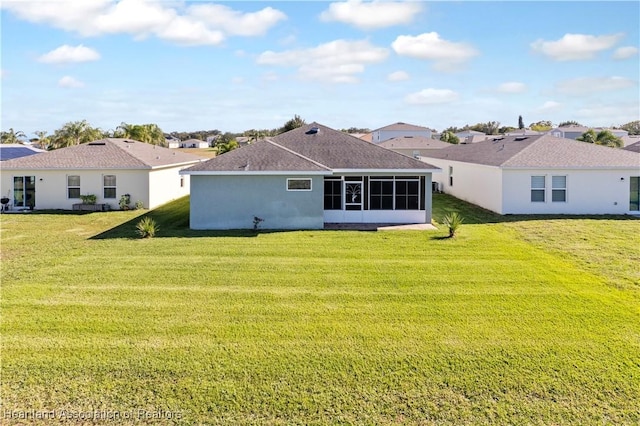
[253,216,264,231]
[80,194,97,205]
[442,211,464,238]
[119,194,131,210]
[136,216,158,238]
[134,200,144,210]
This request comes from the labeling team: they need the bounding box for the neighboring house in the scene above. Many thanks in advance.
[183,122,440,230]
[623,140,640,153]
[181,138,209,148]
[371,122,433,144]
[421,134,640,215]
[0,144,45,161]
[379,136,451,158]
[621,135,640,148]
[549,125,628,140]
[0,138,204,211]
[455,130,486,139]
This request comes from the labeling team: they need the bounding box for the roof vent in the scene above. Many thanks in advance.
[124,140,135,143]
[88,142,106,146]
[514,136,528,141]
[306,127,319,135]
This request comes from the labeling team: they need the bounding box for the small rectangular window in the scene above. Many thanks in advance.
[551,175,566,202]
[103,175,116,199]
[287,178,312,191]
[531,175,545,202]
[67,175,80,199]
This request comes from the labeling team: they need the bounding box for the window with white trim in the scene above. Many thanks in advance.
[531,176,545,202]
[551,176,566,202]
[67,175,80,199]
[287,178,312,191]
[103,175,116,199]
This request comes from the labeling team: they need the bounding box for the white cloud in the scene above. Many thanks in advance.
[405,88,459,105]
[257,39,389,83]
[58,76,85,88]
[535,101,562,113]
[555,76,637,96]
[612,46,638,60]
[496,82,527,94]
[38,44,100,64]
[391,32,478,72]
[388,71,409,82]
[319,0,422,30]
[530,33,623,61]
[187,4,286,37]
[576,102,640,125]
[1,0,286,46]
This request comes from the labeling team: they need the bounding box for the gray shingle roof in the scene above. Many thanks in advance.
[379,136,451,150]
[373,122,433,132]
[0,138,204,169]
[623,140,640,153]
[185,139,330,173]
[422,134,640,168]
[270,122,438,170]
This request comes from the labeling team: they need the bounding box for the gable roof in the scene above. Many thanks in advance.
[422,134,640,168]
[184,123,440,175]
[270,123,439,171]
[379,136,450,150]
[1,138,204,170]
[0,144,45,161]
[372,122,433,133]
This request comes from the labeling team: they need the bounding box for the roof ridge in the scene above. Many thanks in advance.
[496,135,544,166]
[265,138,332,171]
[104,138,152,168]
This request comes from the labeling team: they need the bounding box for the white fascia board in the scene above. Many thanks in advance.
[330,168,440,174]
[180,170,331,176]
[150,160,203,170]
[501,166,640,171]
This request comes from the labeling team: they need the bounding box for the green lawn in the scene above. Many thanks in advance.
[1,195,639,425]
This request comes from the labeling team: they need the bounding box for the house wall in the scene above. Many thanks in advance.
[0,169,149,210]
[502,168,639,214]
[372,129,432,144]
[425,158,504,213]
[189,175,325,230]
[148,165,193,209]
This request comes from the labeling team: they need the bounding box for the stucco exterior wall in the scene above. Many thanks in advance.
[190,175,325,230]
[1,169,149,210]
[502,168,640,215]
[372,130,432,144]
[425,158,503,213]
[148,165,193,209]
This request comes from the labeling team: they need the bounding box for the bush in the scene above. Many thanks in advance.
[119,194,131,210]
[80,194,97,205]
[442,211,464,238]
[136,216,158,238]
[134,200,144,210]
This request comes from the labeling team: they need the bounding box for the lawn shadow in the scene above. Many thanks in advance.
[432,193,639,225]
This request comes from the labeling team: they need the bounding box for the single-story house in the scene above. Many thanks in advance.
[379,136,451,158]
[421,134,640,215]
[371,122,434,144]
[180,138,209,149]
[549,125,628,140]
[0,138,204,211]
[0,144,45,161]
[182,123,440,230]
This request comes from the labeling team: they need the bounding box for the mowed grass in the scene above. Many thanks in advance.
[1,195,639,425]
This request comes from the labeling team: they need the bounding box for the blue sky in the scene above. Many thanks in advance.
[1,1,639,136]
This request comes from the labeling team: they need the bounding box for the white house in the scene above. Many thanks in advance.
[181,138,209,148]
[371,122,434,144]
[0,138,204,211]
[182,123,440,230]
[421,135,640,215]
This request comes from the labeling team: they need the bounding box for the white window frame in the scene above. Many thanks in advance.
[67,175,80,199]
[286,178,312,191]
[531,175,546,203]
[551,175,567,203]
[103,175,117,199]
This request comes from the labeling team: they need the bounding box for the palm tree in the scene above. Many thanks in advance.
[576,129,597,144]
[577,129,623,148]
[116,122,165,146]
[51,120,103,149]
[0,128,27,144]
[33,130,51,150]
